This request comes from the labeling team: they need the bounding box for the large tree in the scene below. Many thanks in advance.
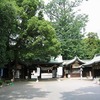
[45,0,88,59]
[19,16,61,62]
[0,0,17,67]
[0,0,61,69]
[82,32,100,59]
[15,0,61,63]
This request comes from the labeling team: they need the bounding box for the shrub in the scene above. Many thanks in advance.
[0,80,3,86]
[5,80,11,85]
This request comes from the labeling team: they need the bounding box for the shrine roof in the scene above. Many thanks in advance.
[63,56,85,66]
[82,54,100,68]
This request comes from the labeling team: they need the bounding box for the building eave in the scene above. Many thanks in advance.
[82,55,100,68]
[63,56,85,66]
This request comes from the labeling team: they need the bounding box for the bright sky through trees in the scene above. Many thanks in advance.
[44,0,100,38]
[80,0,100,37]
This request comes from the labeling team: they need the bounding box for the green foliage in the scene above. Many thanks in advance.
[81,32,100,59]
[0,80,3,86]
[0,0,61,66]
[5,80,11,85]
[0,0,17,67]
[22,0,39,17]
[19,17,61,62]
[1,0,100,70]
[45,0,88,59]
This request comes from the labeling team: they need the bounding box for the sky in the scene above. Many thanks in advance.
[44,0,100,38]
[80,0,100,38]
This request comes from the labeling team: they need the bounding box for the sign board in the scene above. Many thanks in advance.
[36,67,40,76]
[57,67,62,76]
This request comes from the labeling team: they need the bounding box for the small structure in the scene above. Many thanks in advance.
[30,55,63,79]
[63,56,85,78]
[82,54,100,78]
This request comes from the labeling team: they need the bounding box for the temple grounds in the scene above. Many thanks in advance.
[0,78,100,100]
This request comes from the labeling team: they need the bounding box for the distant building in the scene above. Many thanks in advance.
[82,54,100,78]
[63,56,85,78]
[1,54,100,80]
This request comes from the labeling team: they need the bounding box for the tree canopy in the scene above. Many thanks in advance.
[0,0,61,68]
[44,0,88,59]
[19,16,61,62]
[0,0,100,69]
[81,32,100,59]
[0,0,17,67]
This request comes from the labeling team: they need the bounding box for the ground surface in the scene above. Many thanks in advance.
[0,78,100,100]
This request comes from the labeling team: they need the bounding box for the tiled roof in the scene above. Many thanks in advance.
[63,56,85,66]
[82,54,100,67]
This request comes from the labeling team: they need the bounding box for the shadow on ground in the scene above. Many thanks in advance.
[60,85,100,100]
[0,82,50,100]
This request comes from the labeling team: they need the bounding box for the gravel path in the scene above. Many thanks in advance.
[0,79,100,100]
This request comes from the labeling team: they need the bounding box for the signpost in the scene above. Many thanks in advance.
[57,67,62,81]
[80,68,83,80]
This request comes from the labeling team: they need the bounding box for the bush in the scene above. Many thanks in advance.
[0,80,3,86]
[5,80,11,85]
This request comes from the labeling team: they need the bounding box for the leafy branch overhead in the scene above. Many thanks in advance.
[0,0,61,67]
[20,16,61,61]
[44,0,88,59]
[0,0,100,68]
